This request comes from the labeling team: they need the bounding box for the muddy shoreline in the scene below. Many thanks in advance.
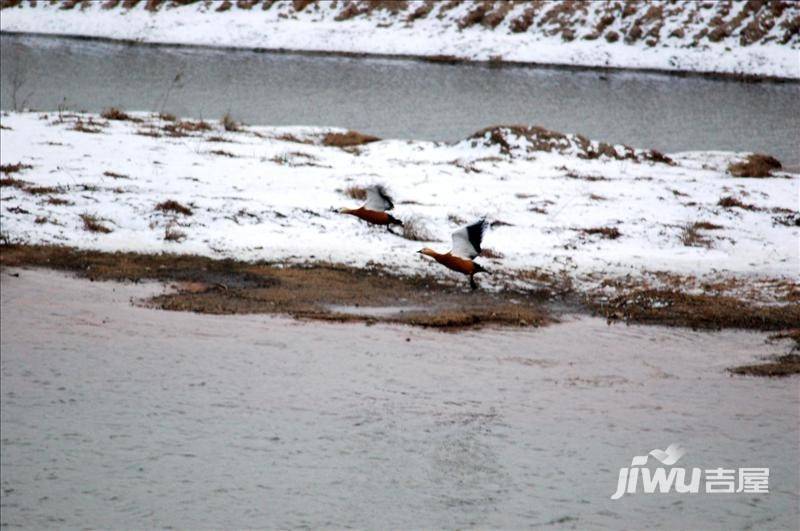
[1,30,797,84]
[2,243,798,334]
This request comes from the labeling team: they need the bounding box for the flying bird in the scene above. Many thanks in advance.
[340,185,402,228]
[418,219,489,290]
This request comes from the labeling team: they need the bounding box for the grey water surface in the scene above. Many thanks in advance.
[2,33,799,166]
[1,269,798,529]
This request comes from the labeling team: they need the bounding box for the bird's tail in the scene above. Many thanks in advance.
[473,262,490,275]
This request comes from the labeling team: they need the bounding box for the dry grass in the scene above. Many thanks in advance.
[343,185,368,201]
[680,221,722,248]
[100,107,141,122]
[579,227,621,239]
[71,122,103,134]
[25,185,63,195]
[209,149,236,158]
[401,217,436,242]
[45,196,73,206]
[155,199,193,216]
[728,153,782,178]
[322,130,381,147]
[0,176,30,188]
[103,170,129,179]
[164,225,187,242]
[221,113,241,132]
[718,196,759,211]
[1,163,33,174]
[79,213,112,234]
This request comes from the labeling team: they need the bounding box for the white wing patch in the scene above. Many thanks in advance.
[451,227,478,259]
[363,185,394,211]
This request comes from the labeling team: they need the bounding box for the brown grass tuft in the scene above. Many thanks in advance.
[221,113,241,132]
[103,170,129,179]
[579,227,621,239]
[728,153,782,178]
[101,107,141,122]
[1,163,33,174]
[718,196,758,211]
[46,196,73,206]
[402,217,436,241]
[322,130,380,147]
[155,199,193,216]
[164,225,187,242]
[343,185,368,201]
[79,213,112,234]
[681,221,722,248]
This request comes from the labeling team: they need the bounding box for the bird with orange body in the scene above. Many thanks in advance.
[418,219,490,290]
[339,185,402,229]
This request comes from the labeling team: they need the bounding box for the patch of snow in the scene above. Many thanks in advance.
[1,111,797,298]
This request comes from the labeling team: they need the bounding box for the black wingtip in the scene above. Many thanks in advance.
[375,184,395,211]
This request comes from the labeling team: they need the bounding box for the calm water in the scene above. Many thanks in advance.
[2,269,798,529]
[1,33,799,166]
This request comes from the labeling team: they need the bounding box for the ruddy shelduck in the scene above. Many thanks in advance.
[340,184,402,229]
[418,219,489,290]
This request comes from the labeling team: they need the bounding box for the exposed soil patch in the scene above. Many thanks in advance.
[729,354,800,377]
[0,244,550,330]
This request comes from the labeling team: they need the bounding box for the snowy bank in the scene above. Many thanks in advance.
[1,0,798,80]
[1,110,797,302]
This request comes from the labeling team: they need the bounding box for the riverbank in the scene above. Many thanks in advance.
[1,0,798,80]
[1,110,797,316]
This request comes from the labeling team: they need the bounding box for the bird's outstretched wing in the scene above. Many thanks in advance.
[451,219,486,259]
[363,185,395,211]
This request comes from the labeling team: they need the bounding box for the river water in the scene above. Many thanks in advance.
[1,269,797,529]
[1,33,799,167]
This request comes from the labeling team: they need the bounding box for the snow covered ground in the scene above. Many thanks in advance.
[1,111,797,300]
[1,0,798,79]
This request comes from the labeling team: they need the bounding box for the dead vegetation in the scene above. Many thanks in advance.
[1,162,33,174]
[401,217,436,241]
[681,221,723,248]
[342,185,368,201]
[468,125,673,164]
[164,225,187,242]
[579,227,621,239]
[79,213,113,234]
[593,289,800,331]
[221,113,241,132]
[322,130,381,147]
[7,0,797,53]
[101,107,142,122]
[728,153,782,178]
[155,199,193,216]
[103,171,129,179]
[718,196,759,211]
